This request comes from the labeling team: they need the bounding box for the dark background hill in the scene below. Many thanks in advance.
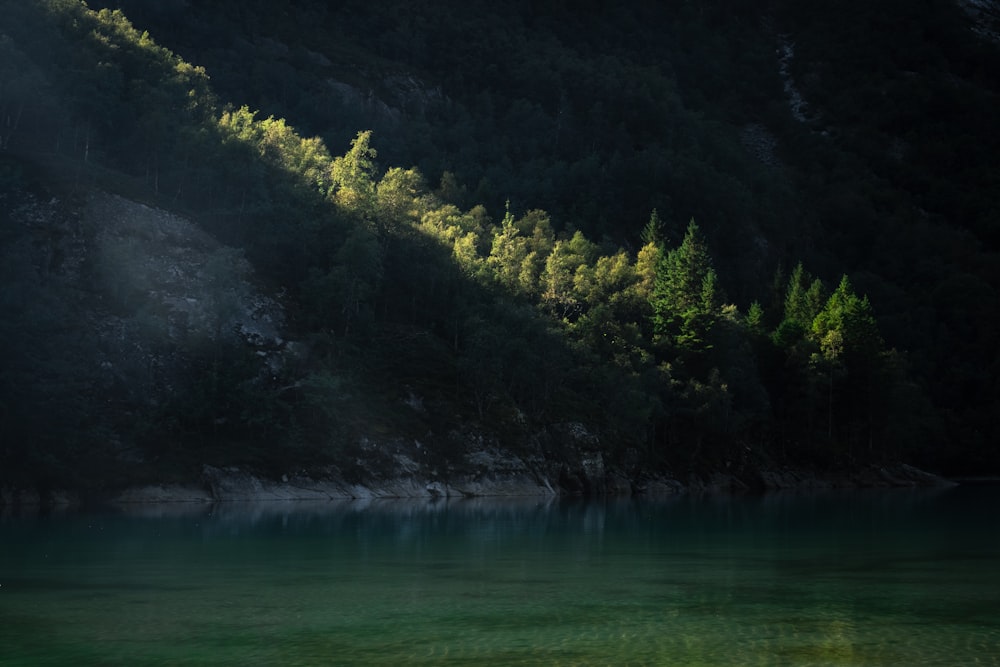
[2,0,998,496]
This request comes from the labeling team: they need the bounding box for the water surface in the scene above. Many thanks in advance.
[2,487,999,665]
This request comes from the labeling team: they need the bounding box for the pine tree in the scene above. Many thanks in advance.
[745,301,765,335]
[651,219,718,348]
[810,275,882,361]
[640,208,667,247]
[809,275,885,449]
[783,262,825,333]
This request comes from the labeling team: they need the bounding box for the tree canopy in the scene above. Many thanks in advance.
[1,0,996,491]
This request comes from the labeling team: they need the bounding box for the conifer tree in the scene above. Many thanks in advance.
[745,301,765,335]
[651,219,718,349]
[809,275,885,447]
[811,275,882,361]
[641,208,667,247]
[783,262,825,333]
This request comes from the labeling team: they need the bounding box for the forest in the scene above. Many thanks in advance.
[1,0,998,494]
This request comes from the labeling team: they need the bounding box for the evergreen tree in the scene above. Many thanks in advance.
[651,219,719,350]
[810,275,882,362]
[771,262,825,350]
[745,300,765,335]
[640,208,667,247]
[783,262,825,333]
[808,275,886,452]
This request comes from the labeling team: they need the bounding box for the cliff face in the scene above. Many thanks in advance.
[1,180,290,488]
[959,0,1000,41]
[86,193,285,353]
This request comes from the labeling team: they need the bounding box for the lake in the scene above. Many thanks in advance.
[2,486,999,665]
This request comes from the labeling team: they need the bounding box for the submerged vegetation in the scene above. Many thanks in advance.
[1,0,998,492]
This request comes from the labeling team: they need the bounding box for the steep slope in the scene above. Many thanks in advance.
[2,1,997,501]
[93,0,1000,473]
[1,173,288,489]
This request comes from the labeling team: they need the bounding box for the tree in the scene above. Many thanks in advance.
[811,275,883,363]
[745,300,765,335]
[486,201,536,295]
[376,166,425,234]
[808,275,885,452]
[771,262,825,349]
[640,208,667,247]
[540,235,585,320]
[329,130,378,220]
[302,225,383,337]
[633,241,660,303]
[651,219,720,350]
[783,262,825,333]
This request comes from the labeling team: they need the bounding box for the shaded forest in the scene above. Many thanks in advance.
[1,0,998,493]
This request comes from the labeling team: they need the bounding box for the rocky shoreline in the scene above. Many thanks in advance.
[0,458,958,513]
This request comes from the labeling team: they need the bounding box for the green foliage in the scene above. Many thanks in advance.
[651,220,720,351]
[761,268,924,463]
[486,202,531,295]
[811,276,883,363]
[539,232,594,320]
[329,130,378,220]
[783,263,826,333]
[745,301,765,336]
[640,209,667,247]
[1,0,989,487]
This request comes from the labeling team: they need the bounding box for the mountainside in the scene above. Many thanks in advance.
[1,1,998,501]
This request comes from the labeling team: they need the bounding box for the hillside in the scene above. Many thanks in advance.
[1,1,998,499]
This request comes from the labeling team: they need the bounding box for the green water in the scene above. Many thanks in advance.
[2,487,999,666]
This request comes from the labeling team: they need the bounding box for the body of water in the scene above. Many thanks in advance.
[2,486,999,665]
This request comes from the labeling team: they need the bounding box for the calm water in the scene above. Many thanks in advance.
[1,486,999,666]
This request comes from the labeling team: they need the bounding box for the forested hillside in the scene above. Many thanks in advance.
[1,0,997,495]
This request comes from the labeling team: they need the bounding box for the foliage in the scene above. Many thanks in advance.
[651,220,721,353]
[0,0,995,490]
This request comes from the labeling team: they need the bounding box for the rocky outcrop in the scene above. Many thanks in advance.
[3,458,956,510]
[857,463,958,488]
[1,187,292,454]
[110,484,214,503]
[776,35,813,123]
[105,424,611,503]
[543,422,612,496]
[0,485,80,514]
[98,421,956,505]
[753,463,956,491]
[87,192,286,358]
[110,458,559,504]
[635,477,686,496]
[958,0,1000,43]
[103,461,955,505]
[447,447,557,497]
[740,123,781,168]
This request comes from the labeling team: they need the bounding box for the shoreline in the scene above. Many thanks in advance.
[0,462,960,514]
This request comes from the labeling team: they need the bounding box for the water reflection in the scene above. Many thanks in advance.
[2,484,990,542]
[2,486,999,665]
